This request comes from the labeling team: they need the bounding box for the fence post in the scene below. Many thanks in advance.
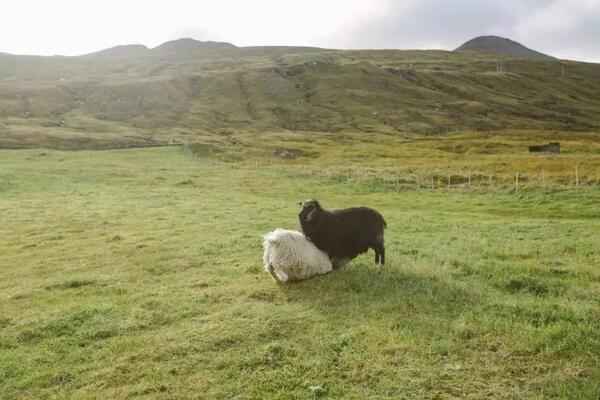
[431,176,435,190]
[541,169,545,188]
[448,174,451,190]
[575,164,580,188]
[515,172,520,192]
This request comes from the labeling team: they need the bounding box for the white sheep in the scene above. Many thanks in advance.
[262,229,333,283]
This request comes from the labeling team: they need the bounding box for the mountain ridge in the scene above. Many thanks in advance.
[0,36,562,61]
[84,44,150,58]
[1,36,599,149]
[81,38,238,58]
[154,38,236,51]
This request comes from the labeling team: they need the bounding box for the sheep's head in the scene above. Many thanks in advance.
[298,199,322,226]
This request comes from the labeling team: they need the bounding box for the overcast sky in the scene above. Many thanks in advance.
[2,0,599,62]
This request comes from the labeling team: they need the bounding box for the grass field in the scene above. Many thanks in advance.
[2,134,600,399]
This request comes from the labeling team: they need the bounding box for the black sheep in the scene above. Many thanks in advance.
[298,199,387,268]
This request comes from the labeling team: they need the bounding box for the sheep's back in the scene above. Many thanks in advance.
[330,207,386,233]
[307,207,386,259]
[263,229,331,265]
[262,228,332,281]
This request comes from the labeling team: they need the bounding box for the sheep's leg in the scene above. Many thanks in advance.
[277,270,289,282]
[267,263,287,283]
[372,232,386,267]
[373,243,385,267]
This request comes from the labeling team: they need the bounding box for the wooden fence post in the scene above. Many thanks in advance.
[541,169,545,188]
[515,172,520,192]
[575,164,580,188]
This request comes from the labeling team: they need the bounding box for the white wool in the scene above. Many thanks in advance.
[262,228,333,283]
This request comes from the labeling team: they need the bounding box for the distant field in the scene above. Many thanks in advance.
[1,137,600,399]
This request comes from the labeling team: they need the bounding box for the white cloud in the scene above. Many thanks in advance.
[511,0,600,62]
[1,0,599,61]
[0,0,384,54]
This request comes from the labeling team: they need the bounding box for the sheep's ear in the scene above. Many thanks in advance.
[306,208,317,222]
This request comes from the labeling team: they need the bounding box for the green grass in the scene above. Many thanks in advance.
[2,142,600,399]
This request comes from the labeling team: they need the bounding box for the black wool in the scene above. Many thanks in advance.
[298,199,387,267]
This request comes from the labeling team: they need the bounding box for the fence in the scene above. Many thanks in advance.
[193,150,600,192]
[282,165,600,193]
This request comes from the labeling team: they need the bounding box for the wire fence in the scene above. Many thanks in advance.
[284,165,600,192]
[186,146,600,193]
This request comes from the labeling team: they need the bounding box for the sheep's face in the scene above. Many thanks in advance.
[298,199,321,224]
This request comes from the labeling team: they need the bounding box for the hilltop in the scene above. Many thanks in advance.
[83,44,150,58]
[82,39,237,59]
[1,37,599,149]
[153,38,236,52]
[455,35,555,61]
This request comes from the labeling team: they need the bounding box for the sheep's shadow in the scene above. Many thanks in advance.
[276,261,478,323]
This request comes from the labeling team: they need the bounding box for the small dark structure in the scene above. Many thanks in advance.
[273,148,304,159]
[529,142,560,154]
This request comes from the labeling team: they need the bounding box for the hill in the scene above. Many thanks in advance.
[84,44,150,58]
[82,39,237,59]
[153,38,236,53]
[1,38,599,149]
[455,36,555,61]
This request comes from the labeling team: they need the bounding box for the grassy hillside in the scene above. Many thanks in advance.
[2,135,600,399]
[1,45,599,149]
